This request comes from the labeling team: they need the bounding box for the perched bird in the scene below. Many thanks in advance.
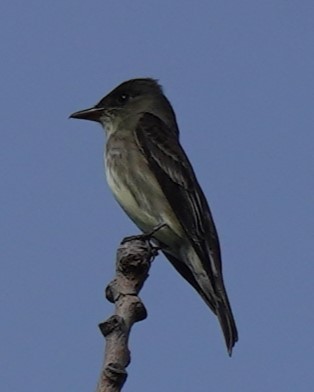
[70,78,238,355]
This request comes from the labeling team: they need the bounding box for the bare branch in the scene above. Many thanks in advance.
[96,236,158,392]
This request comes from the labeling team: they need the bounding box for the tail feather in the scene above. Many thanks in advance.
[163,251,238,355]
[197,275,238,356]
[215,293,238,356]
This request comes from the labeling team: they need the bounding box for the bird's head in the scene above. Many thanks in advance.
[69,78,178,135]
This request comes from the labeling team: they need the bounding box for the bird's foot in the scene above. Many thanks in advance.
[121,223,167,247]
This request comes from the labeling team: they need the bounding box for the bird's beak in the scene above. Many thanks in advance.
[69,106,104,122]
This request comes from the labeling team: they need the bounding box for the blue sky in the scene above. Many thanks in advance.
[1,1,313,391]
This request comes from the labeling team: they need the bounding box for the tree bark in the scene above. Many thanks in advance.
[96,236,158,392]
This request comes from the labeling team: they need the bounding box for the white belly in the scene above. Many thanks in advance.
[106,165,157,230]
[105,149,184,245]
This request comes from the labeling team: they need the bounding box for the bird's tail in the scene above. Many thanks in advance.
[163,250,238,355]
[214,288,238,356]
[186,251,238,355]
[194,280,238,356]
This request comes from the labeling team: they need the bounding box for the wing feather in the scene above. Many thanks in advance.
[134,113,222,277]
[134,113,238,354]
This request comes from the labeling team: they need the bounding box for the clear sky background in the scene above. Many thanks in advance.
[1,1,313,391]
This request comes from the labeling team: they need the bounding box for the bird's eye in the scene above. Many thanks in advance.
[117,93,129,104]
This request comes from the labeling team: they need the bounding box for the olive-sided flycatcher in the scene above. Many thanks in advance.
[70,78,238,355]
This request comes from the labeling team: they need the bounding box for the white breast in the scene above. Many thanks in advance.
[105,148,161,232]
[104,134,184,244]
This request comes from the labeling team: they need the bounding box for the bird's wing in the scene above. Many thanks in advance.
[134,112,222,288]
[134,112,238,354]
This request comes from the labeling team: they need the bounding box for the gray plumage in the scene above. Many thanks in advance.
[70,78,238,355]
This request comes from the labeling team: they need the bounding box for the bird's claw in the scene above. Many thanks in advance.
[121,223,167,247]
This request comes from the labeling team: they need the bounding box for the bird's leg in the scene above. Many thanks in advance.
[121,223,167,248]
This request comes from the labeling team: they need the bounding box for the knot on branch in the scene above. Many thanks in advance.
[104,363,128,385]
[99,315,124,337]
[130,300,147,322]
[117,238,156,276]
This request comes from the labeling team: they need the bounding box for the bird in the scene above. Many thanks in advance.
[70,78,238,355]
